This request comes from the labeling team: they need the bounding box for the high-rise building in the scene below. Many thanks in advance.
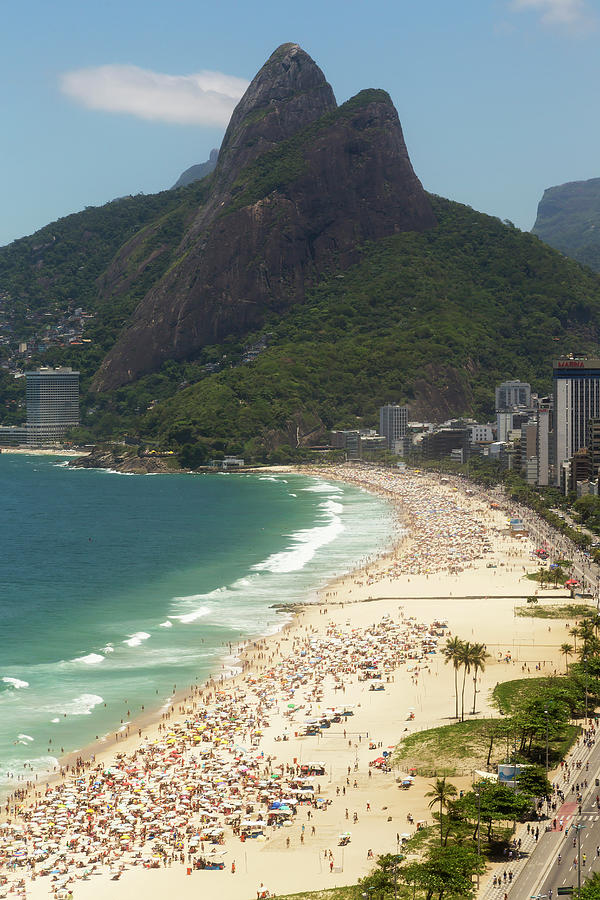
[26,367,80,445]
[379,404,409,451]
[536,399,553,487]
[496,381,531,411]
[495,380,531,411]
[553,357,600,483]
[588,417,600,477]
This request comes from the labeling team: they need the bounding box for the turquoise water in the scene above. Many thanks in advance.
[0,455,394,794]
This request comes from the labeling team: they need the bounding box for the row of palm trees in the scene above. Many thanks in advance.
[560,617,600,673]
[443,638,491,721]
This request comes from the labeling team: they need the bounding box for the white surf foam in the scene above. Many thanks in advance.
[171,586,226,605]
[56,693,104,716]
[73,653,104,665]
[169,606,211,625]
[252,497,345,574]
[0,756,60,785]
[17,734,34,742]
[2,677,29,689]
[123,632,151,647]
[302,481,342,494]
[159,620,173,628]
[102,644,114,653]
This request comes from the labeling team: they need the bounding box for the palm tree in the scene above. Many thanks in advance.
[591,614,600,638]
[569,626,579,655]
[442,637,464,720]
[560,642,574,674]
[538,567,547,588]
[457,640,474,722]
[470,643,491,715]
[578,621,596,657]
[425,776,458,845]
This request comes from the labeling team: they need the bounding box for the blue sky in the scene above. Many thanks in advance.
[1,0,598,246]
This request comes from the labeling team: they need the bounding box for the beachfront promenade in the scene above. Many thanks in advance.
[0,463,593,900]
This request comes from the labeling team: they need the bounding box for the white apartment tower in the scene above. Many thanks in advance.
[26,367,80,445]
[379,404,409,451]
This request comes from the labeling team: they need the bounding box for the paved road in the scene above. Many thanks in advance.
[517,512,600,604]
[488,731,600,900]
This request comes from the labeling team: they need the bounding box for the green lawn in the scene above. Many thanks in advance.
[515,603,596,619]
[492,678,552,712]
[393,719,503,776]
[273,890,360,900]
[394,701,580,776]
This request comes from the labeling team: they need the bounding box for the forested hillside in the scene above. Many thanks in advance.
[4,44,600,462]
[133,196,600,461]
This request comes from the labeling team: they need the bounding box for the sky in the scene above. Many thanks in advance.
[1,0,599,247]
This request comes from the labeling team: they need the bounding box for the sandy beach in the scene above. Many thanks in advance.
[0,449,84,456]
[0,463,587,900]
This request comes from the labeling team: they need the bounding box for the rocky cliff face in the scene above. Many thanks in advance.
[92,43,436,391]
[532,177,600,272]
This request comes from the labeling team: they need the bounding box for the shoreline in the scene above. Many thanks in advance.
[0,447,85,456]
[1,463,590,900]
[0,466,400,807]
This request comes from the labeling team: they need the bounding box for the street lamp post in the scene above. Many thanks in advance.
[544,707,549,781]
[584,655,589,724]
[476,785,481,889]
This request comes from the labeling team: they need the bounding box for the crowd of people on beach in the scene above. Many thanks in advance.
[322,465,501,579]
[2,462,579,900]
[0,612,445,898]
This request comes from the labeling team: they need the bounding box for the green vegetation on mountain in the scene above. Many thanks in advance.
[131,195,600,459]
[532,177,600,272]
[5,190,600,461]
[6,42,600,459]
[0,177,212,352]
[226,89,391,214]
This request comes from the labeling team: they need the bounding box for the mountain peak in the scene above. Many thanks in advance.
[92,45,435,392]
[214,43,336,191]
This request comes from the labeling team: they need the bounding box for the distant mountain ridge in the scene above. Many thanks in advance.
[532,177,600,272]
[171,148,219,189]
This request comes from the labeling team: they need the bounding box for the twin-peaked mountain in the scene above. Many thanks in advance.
[4,44,600,454]
[91,43,436,391]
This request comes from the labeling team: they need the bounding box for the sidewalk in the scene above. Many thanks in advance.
[479,730,597,899]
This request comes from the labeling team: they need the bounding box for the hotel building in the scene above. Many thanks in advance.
[25,367,80,445]
[553,357,600,484]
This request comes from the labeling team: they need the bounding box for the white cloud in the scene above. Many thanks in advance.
[59,64,249,126]
[512,0,594,28]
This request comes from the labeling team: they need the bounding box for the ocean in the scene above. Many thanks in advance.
[0,454,394,796]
